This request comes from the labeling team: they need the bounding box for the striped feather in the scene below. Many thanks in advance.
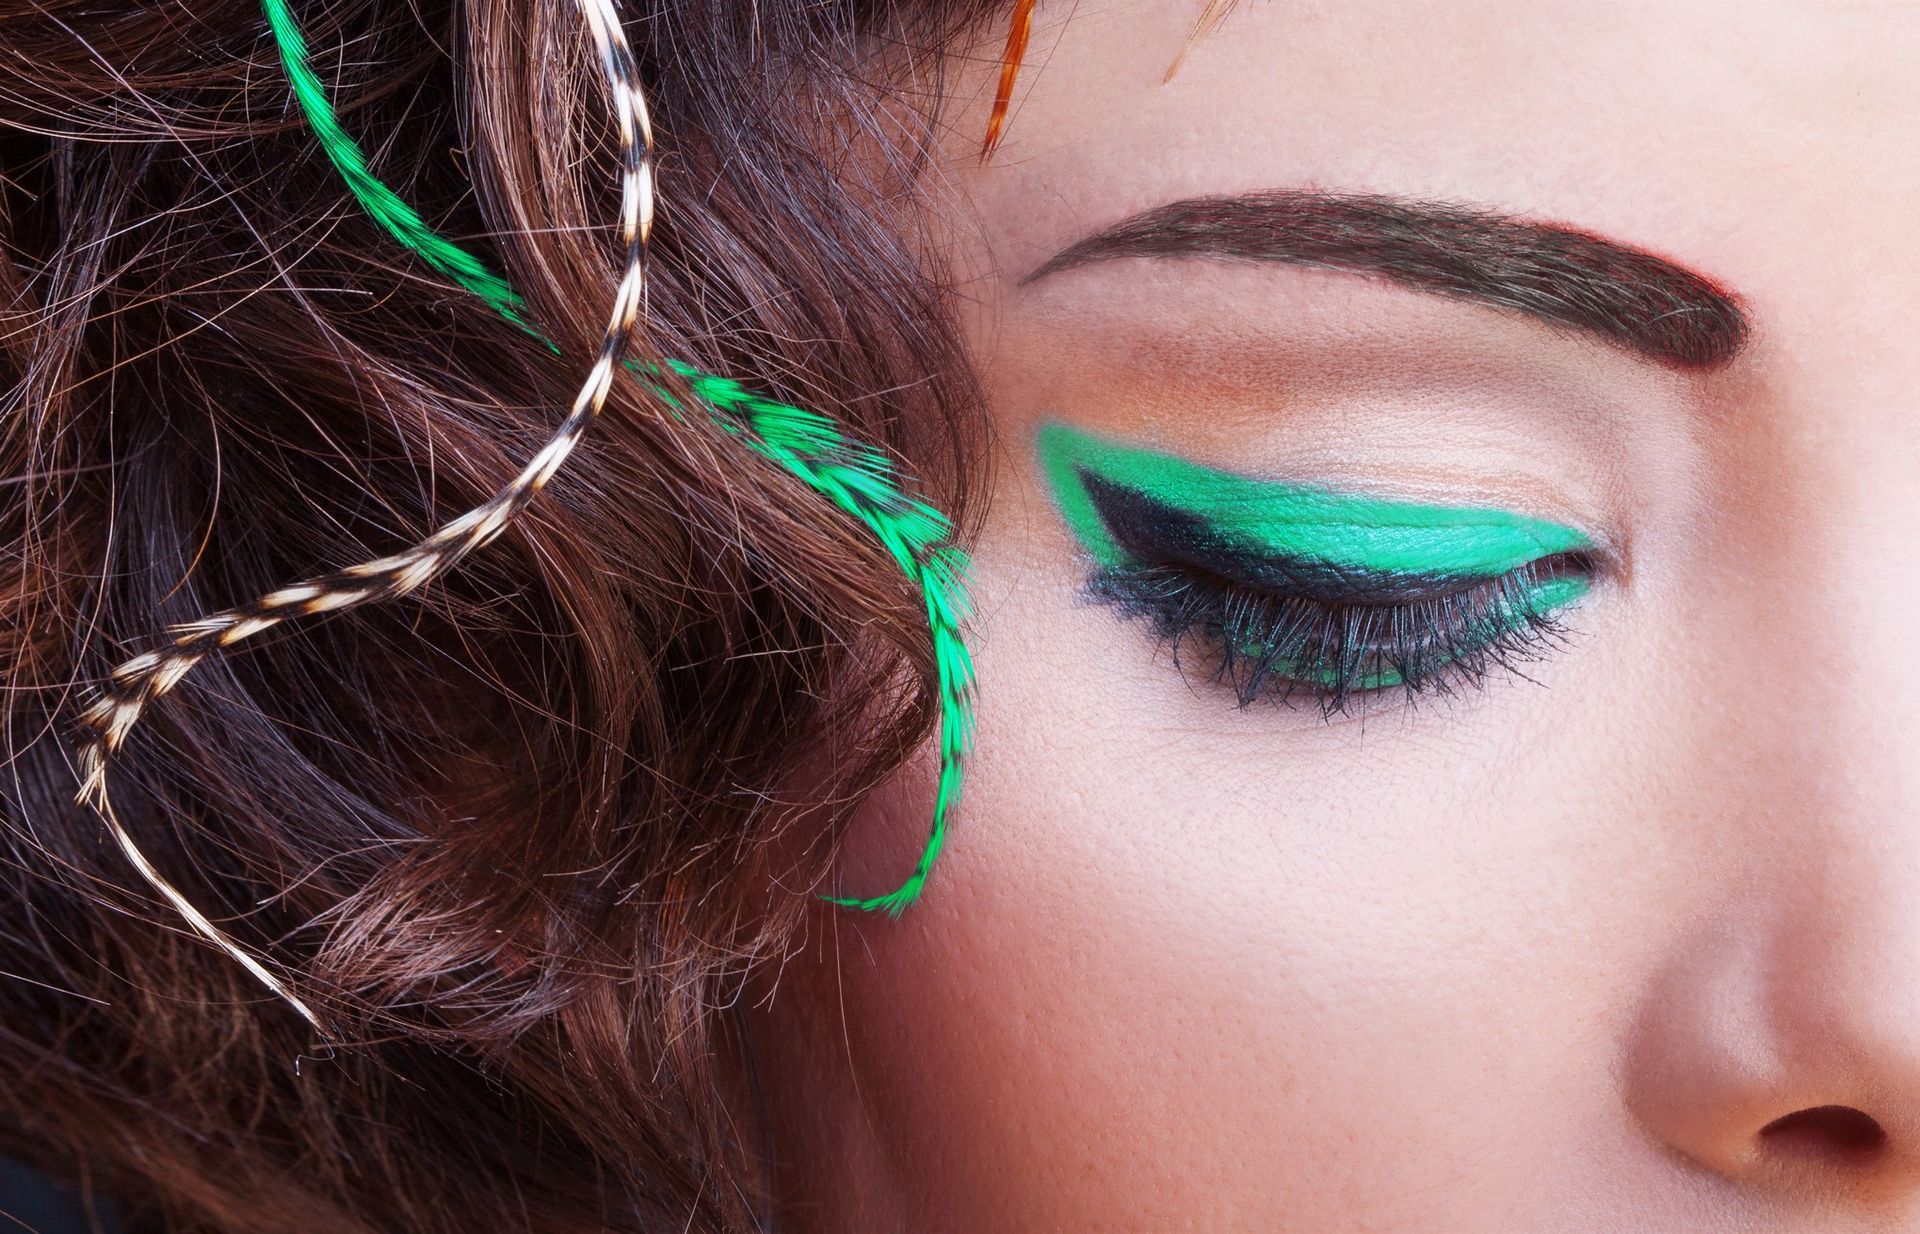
[74,0,657,1029]
[75,0,977,1036]
[652,360,976,917]
[253,3,977,919]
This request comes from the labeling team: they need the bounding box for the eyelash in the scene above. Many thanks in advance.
[1083,551,1597,717]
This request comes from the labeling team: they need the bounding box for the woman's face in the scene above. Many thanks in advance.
[752,4,1920,1229]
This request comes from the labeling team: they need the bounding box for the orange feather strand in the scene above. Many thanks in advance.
[980,0,1036,159]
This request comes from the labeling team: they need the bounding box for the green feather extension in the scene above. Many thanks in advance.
[264,0,974,916]
[263,0,529,330]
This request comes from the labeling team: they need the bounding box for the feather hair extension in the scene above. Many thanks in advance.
[1162,0,1240,84]
[262,0,530,330]
[258,0,973,918]
[979,0,1035,160]
[73,0,656,1030]
[74,0,974,1030]
[647,361,976,916]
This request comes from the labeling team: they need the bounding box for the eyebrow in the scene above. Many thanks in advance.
[1017,189,1752,371]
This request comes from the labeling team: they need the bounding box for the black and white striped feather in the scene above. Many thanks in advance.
[72,0,655,1032]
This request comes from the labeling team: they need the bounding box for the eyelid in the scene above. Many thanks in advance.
[1037,419,1600,579]
[1075,469,1600,608]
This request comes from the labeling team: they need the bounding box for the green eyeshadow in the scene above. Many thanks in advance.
[1035,420,1594,578]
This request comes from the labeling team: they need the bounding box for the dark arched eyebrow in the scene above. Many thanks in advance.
[1017,189,1752,371]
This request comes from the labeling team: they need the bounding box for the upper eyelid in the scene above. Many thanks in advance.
[1036,419,1601,577]
[1070,463,1594,585]
[1132,554,1572,607]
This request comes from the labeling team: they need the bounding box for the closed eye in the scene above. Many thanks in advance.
[1075,474,1599,714]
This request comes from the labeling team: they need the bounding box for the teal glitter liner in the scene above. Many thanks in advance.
[264,0,972,916]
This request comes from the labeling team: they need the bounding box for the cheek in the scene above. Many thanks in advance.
[768,538,1704,1231]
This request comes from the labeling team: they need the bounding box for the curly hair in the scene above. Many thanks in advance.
[0,1,1013,1229]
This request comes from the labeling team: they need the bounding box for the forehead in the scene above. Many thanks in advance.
[934,2,1920,333]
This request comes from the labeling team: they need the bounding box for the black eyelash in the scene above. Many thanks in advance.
[1083,551,1593,718]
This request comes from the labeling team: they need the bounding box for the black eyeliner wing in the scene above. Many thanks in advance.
[1076,469,1483,604]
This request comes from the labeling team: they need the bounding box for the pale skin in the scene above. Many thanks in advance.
[746,3,1920,1229]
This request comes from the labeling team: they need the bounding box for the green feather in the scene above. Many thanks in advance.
[263,0,975,916]
[263,0,529,329]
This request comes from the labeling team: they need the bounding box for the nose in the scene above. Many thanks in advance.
[1622,820,1920,1206]
[1616,436,1920,1210]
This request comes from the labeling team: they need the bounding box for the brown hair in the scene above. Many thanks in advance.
[0,1,1007,1229]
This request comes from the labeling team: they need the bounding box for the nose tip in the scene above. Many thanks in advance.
[1623,906,1920,1205]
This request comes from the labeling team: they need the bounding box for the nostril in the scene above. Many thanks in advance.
[1757,1105,1888,1164]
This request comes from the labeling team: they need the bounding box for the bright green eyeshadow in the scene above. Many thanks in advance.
[1036,420,1594,577]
